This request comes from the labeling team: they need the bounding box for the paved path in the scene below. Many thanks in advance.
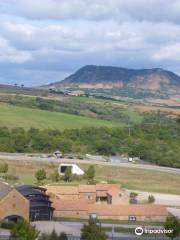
[132,190,180,206]
[0,153,180,175]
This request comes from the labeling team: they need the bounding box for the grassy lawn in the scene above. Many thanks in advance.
[0,103,123,130]
[90,164,180,195]
[1,159,180,195]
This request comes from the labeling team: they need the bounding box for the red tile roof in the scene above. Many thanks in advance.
[78,185,96,193]
[89,204,167,216]
[54,200,167,217]
[45,186,78,195]
[53,200,89,211]
[96,184,120,191]
[45,184,121,196]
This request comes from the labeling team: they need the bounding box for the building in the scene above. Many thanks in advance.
[45,183,129,205]
[0,182,54,222]
[46,183,168,222]
[0,182,29,222]
[58,163,84,176]
[53,200,167,221]
[16,185,54,221]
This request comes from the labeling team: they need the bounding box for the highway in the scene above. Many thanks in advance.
[0,152,180,175]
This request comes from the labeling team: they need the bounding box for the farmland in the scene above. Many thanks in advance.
[0,103,122,130]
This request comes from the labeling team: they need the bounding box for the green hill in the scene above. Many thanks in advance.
[0,103,123,130]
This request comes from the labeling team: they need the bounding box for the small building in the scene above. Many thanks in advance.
[0,182,29,222]
[16,185,54,221]
[58,163,84,176]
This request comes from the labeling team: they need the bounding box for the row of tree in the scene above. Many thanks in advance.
[35,165,95,184]
[0,120,179,167]
[7,215,180,240]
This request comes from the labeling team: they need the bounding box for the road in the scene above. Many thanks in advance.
[33,221,172,240]
[0,152,180,175]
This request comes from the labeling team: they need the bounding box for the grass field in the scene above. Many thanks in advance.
[0,103,123,130]
[2,159,180,195]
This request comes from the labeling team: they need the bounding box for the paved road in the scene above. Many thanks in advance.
[34,221,173,240]
[0,152,180,175]
[33,221,141,238]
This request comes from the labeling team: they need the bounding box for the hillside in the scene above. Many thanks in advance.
[0,103,122,130]
[47,65,180,105]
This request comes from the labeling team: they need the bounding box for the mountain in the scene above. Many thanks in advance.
[47,65,180,104]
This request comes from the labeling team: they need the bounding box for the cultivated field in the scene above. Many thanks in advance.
[1,159,180,195]
[0,103,122,130]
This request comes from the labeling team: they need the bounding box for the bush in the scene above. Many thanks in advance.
[0,163,8,174]
[85,165,95,184]
[148,195,155,203]
[35,169,46,182]
[0,221,15,229]
[50,170,60,182]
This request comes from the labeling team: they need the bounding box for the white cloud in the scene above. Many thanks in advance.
[0,0,180,85]
[2,0,180,24]
[152,43,180,61]
[0,36,32,63]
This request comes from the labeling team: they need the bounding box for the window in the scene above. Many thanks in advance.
[129,215,136,221]
[87,195,92,200]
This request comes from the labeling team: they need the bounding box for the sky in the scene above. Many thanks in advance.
[0,0,180,86]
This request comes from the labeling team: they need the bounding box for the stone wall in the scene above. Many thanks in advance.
[0,189,29,221]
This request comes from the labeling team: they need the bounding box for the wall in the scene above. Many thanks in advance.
[53,210,166,222]
[0,189,29,221]
[54,210,88,219]
[79,192,96,203]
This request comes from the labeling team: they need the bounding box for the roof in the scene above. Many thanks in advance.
[44,184,121,195]
[78,185,96,193]
[107,187,121,197]
[46,186,79,195]
[54,200,167,217]
[96,184,120,191]
[53,200,89,211]
[88,204,167,217]
[16,185,47,196]
[0,182,13,200]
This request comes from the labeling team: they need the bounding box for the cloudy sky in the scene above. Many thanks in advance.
[0,0,180,86]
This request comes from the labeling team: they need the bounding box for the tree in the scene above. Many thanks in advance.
[63,167,72,182]
[59,232,68,240]
[129,192,138,204]
[148,195,155,204]
[49,229,58,240]
[38,231,68,240]
[164,215,180,239]
[10,220,39,240]
[35,169,46,182]
[0,163,8,176]
[81,219,107,240]
[85,165,95,184]
[50,170,60,182]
